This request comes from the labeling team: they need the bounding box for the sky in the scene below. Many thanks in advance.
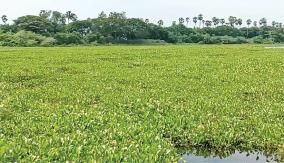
[0,0,283,26]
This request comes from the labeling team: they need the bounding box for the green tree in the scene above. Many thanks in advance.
[98,11,107,19]
[65,11,78,24]
[202,20,205,28]
[49,11,66,33]
[145,19,149,24]
[193,17,198,28]
[212,17,219,27]
[186,17,190,26]
[51,11,66,24]
[259,18,267,27]
[179,17,184,24]
[14,15,52,34]
[101,12,128,40]
[69,20,92,35]
[1,15,8,24]
[272,21,277,27]
[205,20,212,27]
[220,19,225,25]
[246,19,252,38]
[198,14,203,28]
[253,21,258,27]
[158,20,164,26]
[39,10,52,19]
[236,18,242,27]
[228,16,237,27]
[54,32,83,44]
[246,19,252,27]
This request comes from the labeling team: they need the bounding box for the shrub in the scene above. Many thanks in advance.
[167,32,181,43]
[97,36,106,44]
[54,32,84,45]
[0,30,56,47]
[40,37,56,47]
[0,33,16,46]
[201,35,248,44]
[112,39,167,44]
[14,30,45,46]
[85,34,100,43]
[271,33,284,43]
[252,36,264,44]
[188,34,205,43]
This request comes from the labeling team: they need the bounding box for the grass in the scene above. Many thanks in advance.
[0,45,283,162]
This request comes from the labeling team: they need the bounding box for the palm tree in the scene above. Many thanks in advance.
[65,11,77,24]
[259,18,267,27]
[212,17,219,27]
[145,19,150,24]
[60,15,67,25]
[186,17,190,26]
[220,19,225,25]
[197,14,203,28]
[39,10,51,19]
[246,19,252,38]
[179,17,185,24]
[202,20,205,28]
[193,17,198,28]
[237,18,242,27]
[65,11,72,23]
[253,21,258,27]
[272,21,277,27]
[246,19,252,27]
[98,11,107,19]
[205,20,212,27]
[228,16,237,27]
[158,20,164,26]
[1,15,8,24]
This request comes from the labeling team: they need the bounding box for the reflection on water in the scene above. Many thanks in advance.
[179,148,281,163]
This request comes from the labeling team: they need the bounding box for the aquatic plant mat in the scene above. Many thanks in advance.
[0,45,283,162]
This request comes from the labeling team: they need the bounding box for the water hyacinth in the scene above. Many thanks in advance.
[0,45,283,162]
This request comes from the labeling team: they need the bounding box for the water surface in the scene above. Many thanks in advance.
[180,150,279,163]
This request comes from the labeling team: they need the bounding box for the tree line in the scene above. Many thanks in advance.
[0,10,284,46]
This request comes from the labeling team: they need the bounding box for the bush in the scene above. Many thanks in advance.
[54,32,84,45]
[85,34,100,43]
[235,37,248,44]
[40,37,56,47]
[0,30,56,47]
[219,36,248,44]
[14,30,44,46]
[167,32,181,43]
[252,36,264,44]
[112,39,167,44]
[201,35,248,44]
[271,33,284,43]
[202,34,220,44]
[187,34,205,43]
[97,36,106,44]
[0,33,17,46]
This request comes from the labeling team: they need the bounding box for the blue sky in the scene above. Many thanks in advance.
[0,0,283,26]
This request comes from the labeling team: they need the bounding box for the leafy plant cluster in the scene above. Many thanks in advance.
[0,45,283,161]
[0,11,284,46]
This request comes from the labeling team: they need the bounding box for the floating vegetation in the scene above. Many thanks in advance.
[0,45,283,161]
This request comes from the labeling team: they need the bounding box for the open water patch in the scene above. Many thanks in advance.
[179,149,280,163]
